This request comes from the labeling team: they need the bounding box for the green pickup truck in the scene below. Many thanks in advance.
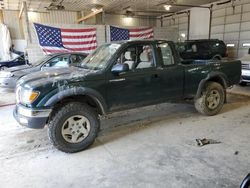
[14,40,241,153]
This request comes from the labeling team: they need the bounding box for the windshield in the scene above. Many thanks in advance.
[32,55,52,66]
[80,43,121,70]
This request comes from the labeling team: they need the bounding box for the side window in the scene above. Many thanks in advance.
[46,55,69,67]
[115,47,136,70]
[70,54,86,65]
[158,43,174,66]
[136,45,154,69]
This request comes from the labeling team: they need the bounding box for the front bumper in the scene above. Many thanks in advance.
[13,104,52,129]
[241,69,250,83]
[0,77,18,89]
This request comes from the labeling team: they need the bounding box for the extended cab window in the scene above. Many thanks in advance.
[158,43,174,66]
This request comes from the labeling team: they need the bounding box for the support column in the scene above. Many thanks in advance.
[0,10,3,24]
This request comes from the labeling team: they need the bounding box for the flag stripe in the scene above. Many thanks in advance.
[129,30,154,38]
[64,43,97,49]
[62,37,97,43]
[63,41,97,45]
[61,28,96,33]
[61,31,96,36]
[129,28,153,35]
[129,27,153,32]
[61,34,96,39]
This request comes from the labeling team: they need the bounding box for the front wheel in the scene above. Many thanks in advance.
[194,81,225,116]
[48,102,100,153]
[239,81,247,86]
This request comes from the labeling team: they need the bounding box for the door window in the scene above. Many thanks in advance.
[158,43,174,66]
[70,54,86,66]
[136,45,154,69]
[44,55,69,68]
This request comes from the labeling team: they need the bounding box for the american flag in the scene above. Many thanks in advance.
[34,23,97,54]
[110,26,154,41]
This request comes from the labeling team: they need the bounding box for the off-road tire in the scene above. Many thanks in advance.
[194,81,225,116]
[48,102,100,153]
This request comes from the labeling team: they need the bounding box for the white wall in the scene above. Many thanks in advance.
[189,8,210,39]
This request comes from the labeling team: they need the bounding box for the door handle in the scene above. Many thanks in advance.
[152,74,159,78]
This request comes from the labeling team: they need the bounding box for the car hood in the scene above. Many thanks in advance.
[18,66,99,89]
[4,65,39,77]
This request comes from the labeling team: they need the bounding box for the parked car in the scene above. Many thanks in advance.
[0,54,27,70]
[176,39,227,60]
[0,52,87,89]
[239,49,250,86]
[13,40,241,153]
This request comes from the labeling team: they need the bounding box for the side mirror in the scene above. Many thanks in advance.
[248,48,250,55]
[111,63,129,75]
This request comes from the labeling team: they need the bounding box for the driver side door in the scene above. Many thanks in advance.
[106,43,161,111]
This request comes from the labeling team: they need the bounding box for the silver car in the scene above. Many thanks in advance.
[0,52,87,89]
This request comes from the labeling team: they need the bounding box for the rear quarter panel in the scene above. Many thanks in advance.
[184,60,241,97]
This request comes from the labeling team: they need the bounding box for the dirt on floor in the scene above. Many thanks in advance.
[0,89,250,188]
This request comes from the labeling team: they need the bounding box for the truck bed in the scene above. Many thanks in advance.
[182,59,241,98]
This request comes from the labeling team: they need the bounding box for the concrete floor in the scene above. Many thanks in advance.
[1,87,250,188]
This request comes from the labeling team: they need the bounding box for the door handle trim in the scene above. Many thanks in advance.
[109,78,126,82]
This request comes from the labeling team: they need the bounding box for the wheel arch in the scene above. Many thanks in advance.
[196,72,228,99]
[44,87,108,115]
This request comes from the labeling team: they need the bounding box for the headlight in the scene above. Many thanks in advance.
[19,89,40,104]
[0,71,13,78]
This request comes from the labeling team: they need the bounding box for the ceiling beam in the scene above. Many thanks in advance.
[18,1,25,19]
[77,8,103,23]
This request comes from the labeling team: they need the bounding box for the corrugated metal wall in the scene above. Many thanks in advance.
[211,0,250,58]
[27,11,77,24]
[157,13,189,41]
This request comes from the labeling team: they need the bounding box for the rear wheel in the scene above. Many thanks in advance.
[48,102,100,153]
[195,81,225,116]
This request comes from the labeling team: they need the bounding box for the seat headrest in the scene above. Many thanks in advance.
[125,51,132,60]
[140,52,149,62]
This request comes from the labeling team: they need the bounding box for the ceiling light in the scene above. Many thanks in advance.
[91,8,99,12]
[164,5,172,11]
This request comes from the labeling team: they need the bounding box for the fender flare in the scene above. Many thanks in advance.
[196,72,228,99]
[44,87,108,115]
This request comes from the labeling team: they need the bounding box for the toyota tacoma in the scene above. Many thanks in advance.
[13,40,241,153]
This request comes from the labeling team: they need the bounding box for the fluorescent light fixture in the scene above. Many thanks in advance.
[91,8,100,13]
[164,5,172,11]
[226,44,235,47]
[243,43,250,47]
[181,33,186,38]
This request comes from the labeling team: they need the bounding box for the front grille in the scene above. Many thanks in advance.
[242,64,250,70]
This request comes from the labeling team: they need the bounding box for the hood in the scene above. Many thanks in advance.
[4,65,40,77]
[18,66,98,89]
[5,64,31,72]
